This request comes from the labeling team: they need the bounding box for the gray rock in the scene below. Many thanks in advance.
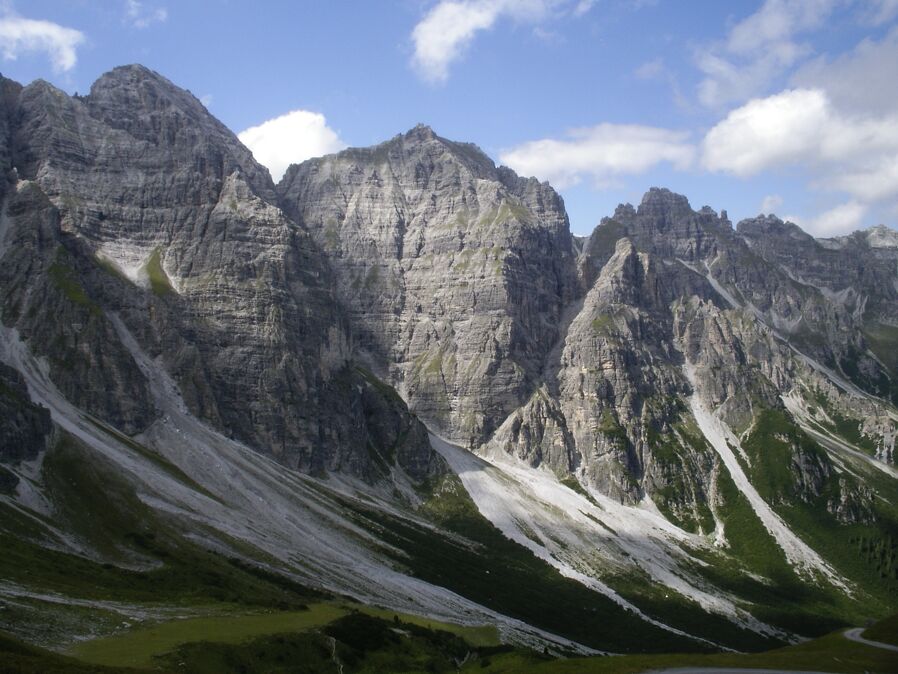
[0,67,443,484]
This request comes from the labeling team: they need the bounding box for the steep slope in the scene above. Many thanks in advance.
[1,64,897,661]
[278,125,578,448]
[478,188,898,638]
[275,123,898,644]
[0,65,441,482]
[0,67,741,658]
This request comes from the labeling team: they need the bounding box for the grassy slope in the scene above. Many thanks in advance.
[48,613,898,674]
[346,482,678,653]
[70,606,347,668]
[863,613,898,646]
[477,628,898,673]
[0,433,325,648]
[345,474,776,653]
[739,410,898,617]
[69,603,499,669]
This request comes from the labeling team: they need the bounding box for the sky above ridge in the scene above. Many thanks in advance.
[2,1,898,237]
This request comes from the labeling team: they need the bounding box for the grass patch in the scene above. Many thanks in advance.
[0,630,141,673]
[353,605,499,647]
[484,627,898,673]
[144,248,173,297]
[69,604,499,672]
[863,612,898,646]
[590,314,613,335]
[70,605,346,668]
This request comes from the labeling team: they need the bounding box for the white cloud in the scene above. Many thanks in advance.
[499,123,694,189]
[726,0,834,55]
[807,201,868,236]
[0,13,84,72]
[635,58,664,79]
[703,87,898,233]
[703,88,898,181]
[238,110,347,182]
[826,155,898,202]
[702,89,828,176]
[792,26,898,116]
[410,0,587,83]
[125,0,167,29]
[695,0,838,108]
[760,194,783,214]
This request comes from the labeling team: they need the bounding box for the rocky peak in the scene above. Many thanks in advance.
[84,64,273,197]
[88,64,207,126]
[737,215,811,243]
[613,203,637,222]
[864,224,898,249]
[582,189,730,272]
[278,126,577,447]
[404,123,438,141]
[637,187,694,223]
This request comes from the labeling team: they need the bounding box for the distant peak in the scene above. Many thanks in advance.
[613,203,636,221]
[865,224,898,248]
[94,63,168,86]
[404,123,438,141]
[89,64,193,105]
[636,188,694,222]
[737,214,809,240]
[639,187,691,209]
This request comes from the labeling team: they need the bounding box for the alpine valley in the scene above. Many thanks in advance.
[1,65,897,673]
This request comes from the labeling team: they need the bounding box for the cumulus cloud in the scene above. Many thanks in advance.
[410,0,590,83]
[703,89,898,181]
[807,201,869,236]
[238,110,347,182]
[695,0,837,108]
[792,26,898,116]
[0,12,84,72]
[125,0,167,29]
[499,124,694,189]
[703,87,898,233]
[702,89,828,176]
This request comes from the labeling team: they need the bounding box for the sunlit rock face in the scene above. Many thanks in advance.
[279,124,578,448]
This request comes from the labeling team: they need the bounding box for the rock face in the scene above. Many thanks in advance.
[278,125,578,447]
[0,67,443,484]
[0,362,52,492]
[0,362,51,463]
[0,62,895,534]
[282,144,897,527]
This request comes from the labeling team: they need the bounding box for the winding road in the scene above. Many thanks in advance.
[641,627,898,674]
[842,627,898,653]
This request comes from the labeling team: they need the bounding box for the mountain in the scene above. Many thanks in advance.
[0,65,897,664]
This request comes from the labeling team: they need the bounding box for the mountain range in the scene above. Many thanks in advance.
[1,65,897,668]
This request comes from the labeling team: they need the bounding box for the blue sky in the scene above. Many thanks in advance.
[2,1,898,236]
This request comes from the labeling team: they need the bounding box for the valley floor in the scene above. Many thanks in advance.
[1,609,896,673]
